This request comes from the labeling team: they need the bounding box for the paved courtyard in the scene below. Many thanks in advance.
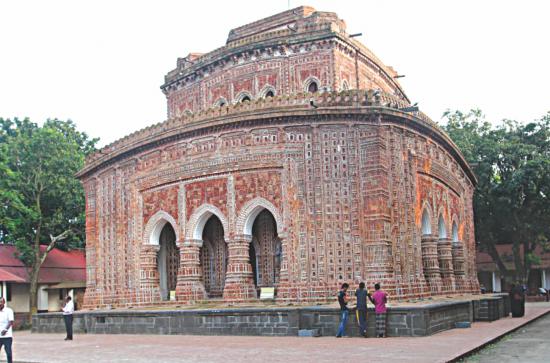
[463,308,550,363]
[3,303,549,363]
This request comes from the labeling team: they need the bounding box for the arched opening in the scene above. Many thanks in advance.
[438,215,447,239]
[452,222,459,242]
[157,223,179,301]
[341,80,349,91]
[307,81,319,93]
[265,90,274,98]
[200,215,227,298]
[214,98,228,107]
[240,95,251,102]
[421,209,431,235]
[249,209,281,288]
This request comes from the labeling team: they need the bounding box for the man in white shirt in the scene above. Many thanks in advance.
[62,295,74,341]
[0,297,14,363]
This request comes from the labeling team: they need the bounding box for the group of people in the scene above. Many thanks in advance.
[336,282,388,338]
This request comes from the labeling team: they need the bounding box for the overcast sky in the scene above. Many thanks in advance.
[2,0,549,146]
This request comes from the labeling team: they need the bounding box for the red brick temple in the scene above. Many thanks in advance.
[77,6,480,309]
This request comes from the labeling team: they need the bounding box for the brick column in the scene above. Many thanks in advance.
[139,244,161,303]
[452,241,467,291]
[274,233,292,300]
[175,239,207,302]
[421,234,442,294]
[277,233,289,284]
[223,234,257,301]
[438,237,456,292]
[361,123,396,292]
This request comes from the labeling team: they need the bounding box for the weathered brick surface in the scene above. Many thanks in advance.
[186,178,228,219]
[78,7,480,309]
[143,186,179,223]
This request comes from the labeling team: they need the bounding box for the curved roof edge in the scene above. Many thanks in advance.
[78,89,475,186]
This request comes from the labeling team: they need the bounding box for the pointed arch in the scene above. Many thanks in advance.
[186,204,229,241]
[235,91,253,103]
[143,210,179,245]
[304,77,321,93]
[341,79,349,91]
[259,85,276,99]
[421,208,432,235]
[438,214,447,239]
[452,221,459,242]
[236,197,283,236]
[214,97,228,107]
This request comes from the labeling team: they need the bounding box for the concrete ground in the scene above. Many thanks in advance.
[462,308,550,363]
[3,302,549,363]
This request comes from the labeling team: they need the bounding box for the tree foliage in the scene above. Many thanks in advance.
[443,110,550,282]
[0,117,97,317]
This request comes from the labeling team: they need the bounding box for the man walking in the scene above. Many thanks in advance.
[372,283,388,338]
[62,295,74,340]
[0,297,14,363]
[335,283,350,337]
[355,282,370,337]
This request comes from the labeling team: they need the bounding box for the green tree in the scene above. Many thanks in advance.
[0,118,97,320]
[443,110,550,284]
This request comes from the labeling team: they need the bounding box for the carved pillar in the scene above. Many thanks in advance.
[175,239,207,302]
[139,244,161,303]
[277,233,289,284]
[274,233,292,300]
[438,237,456,292]
[223,234,257,301]
[452,241,467,291]
[421,234,442,294]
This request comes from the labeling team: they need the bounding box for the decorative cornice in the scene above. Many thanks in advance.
[77,89,476,185]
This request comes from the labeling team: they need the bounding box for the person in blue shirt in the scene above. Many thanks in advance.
[336,283,350,337]
[355,282,371,337]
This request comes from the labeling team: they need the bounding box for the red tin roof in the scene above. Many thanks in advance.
[0,244,85,284]
[477,244,550,272]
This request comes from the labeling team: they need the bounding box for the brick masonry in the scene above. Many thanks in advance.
[77,7,480,309]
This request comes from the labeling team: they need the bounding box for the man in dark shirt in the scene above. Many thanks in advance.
[336,283,350,337]
[355,282,370,337]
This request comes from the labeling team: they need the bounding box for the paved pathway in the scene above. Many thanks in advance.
[462,309,550,362]
[3,303,549,363]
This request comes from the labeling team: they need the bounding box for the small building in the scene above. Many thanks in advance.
[477,244,550,294]
[0,245,85,325]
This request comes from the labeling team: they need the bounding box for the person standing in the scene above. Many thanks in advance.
[336,283,350,338]
[62,295,74,340]
[0,297,14,363]
[355,282,370,337]
[372,283,388,338]
[509,283,525,317]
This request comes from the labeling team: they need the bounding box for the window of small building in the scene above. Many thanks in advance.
[265,90,274,98]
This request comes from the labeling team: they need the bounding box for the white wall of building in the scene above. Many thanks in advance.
[38,285,49,311]
[48,290,62,311]
[492,272,502,292]
[9,283,30,313]
[543,269,550,290]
